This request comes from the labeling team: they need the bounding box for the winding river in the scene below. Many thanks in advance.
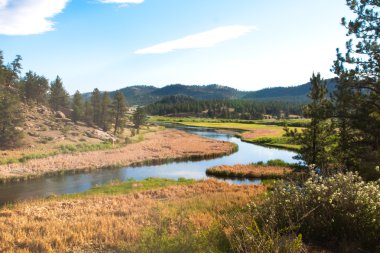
[0,125,298,204]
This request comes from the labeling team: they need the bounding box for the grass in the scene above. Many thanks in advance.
[150,116,303,151]
[0,130,237,183]
[206,163,293,179]
[0,126,164,166]
[0,142,120,165]
[67,178,196,198]
[0,179,266,252]
[150,116,310,127]
[243,136,301,151]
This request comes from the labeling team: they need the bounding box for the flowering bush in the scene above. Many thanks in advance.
[259,172,380,251]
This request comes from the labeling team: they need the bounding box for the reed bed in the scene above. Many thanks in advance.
[0,179,266,252]
[206,164,293,179]
[0,130,236,183]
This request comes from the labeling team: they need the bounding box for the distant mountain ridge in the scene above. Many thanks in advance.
[83,78,337,105]
[242,78,337,102]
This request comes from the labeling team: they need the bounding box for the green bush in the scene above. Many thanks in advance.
[257,172,380,251]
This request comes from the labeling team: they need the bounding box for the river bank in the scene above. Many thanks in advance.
[0,130,236,183]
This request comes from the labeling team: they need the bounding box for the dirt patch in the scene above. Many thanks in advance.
[0,130,236,181]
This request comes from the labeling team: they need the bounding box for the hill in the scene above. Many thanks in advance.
[242,78,337,102]
[84,78,337,105]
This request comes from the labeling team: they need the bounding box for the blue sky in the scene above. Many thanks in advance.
[0,0,352,94]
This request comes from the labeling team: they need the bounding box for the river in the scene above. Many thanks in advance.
[0,125,298,204]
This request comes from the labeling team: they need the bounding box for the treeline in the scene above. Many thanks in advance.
[146,95,304,119]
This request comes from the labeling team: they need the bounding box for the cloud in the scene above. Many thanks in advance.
[0,0,69,35]
[135,25,255,54]
[98,0,144,4]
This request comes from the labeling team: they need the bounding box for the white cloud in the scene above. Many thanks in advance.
[135,25,255,54]
[99,0,144,4]
[0,0,69,35]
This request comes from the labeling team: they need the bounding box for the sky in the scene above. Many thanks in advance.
[0,0,353,94]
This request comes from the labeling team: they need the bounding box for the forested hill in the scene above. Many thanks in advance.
[86,78,337,105]
[106,84,241,105]
[242,78,337,102]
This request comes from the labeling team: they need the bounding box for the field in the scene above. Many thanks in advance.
[150,116,303,150]
[206,164,293,179]
[0,130,236,182]
[0,178,266,252]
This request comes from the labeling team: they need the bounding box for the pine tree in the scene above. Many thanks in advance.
[84,101,93,126]
[49,76,69,111]
[71,91,84,123]
[100,92,112,131]
[132,107,147,133]
[0,54,24,148]
[91,88,102,126]
[23,71,49,104]
[0,87,24,149]
[112,91,127,135]
[333,0,380,177]
[297,73,335,175]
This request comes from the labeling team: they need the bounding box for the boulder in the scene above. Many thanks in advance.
[86,130,116,142]
[37,105,51,115]
[55,111,66,119]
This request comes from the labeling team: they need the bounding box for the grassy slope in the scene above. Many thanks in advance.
[0,126,163,165]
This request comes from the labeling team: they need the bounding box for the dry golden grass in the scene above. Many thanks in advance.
[240,128,284,140]
[0,180,266,252]
[206,164,293,179]
[0,130,236,181]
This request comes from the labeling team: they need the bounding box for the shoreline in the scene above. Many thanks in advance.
[0,130,237,184]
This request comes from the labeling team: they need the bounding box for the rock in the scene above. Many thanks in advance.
[55,111,66,119]
[37,105,51,115]
[86,130,116,142]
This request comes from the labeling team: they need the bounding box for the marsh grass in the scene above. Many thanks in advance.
[0,179,266,252]
[151,116,302,151]
[206,163,293,180]
[0,130,237,183]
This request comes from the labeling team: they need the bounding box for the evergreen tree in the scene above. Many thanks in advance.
[100,92,112,131]
[0,54,24,148]
[23,71,49,104]
[71,91,84,123]
[112,91,127,135]
[49,76,69,111]
[91,88,102,126]
[297,73,335,175]
[132,107,147,133]
[0,87,24,149]
[333,0,380,177]
[84,101,94,126]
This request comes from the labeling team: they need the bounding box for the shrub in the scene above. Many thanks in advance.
[224,209,304,253]
[257,172,380,251]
